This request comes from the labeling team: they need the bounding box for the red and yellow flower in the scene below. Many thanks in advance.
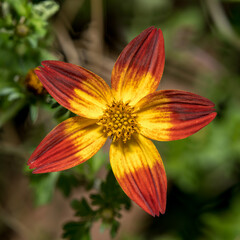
[28,27,216,216]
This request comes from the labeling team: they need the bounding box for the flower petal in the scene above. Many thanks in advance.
[35,61,113,119]
[28,117,107,173]
[135,90,217,141]
[110,134,167,216]
[111,27,165,105]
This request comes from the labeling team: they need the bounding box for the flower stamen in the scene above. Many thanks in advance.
[98,101,139,143]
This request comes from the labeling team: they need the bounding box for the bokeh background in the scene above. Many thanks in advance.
[1,0,240,239]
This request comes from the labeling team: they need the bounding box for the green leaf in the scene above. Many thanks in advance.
[56,172,80,197]
[53,106,69,119]
[63,170,131,239]
[0,87,17,96]
[110,220,120,238]
[62,221,91,240]
[101,170,122,199]
[29,104,39,123]
[71,198,94,217]
[88,149,107,174]
[51,101,60,109]
[99,170,132,210]
[33,0,59,20]
[7,0,30,16]
[73,150,107,182]
[26,35,39,48]
[0,99,26,127]
[90,194,104,206]
[100,221,110,233]
[29,172,59,206]
[8,92,25,101]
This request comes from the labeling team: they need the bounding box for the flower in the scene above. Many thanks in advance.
[25,69,46,95]
[28,27,216,216]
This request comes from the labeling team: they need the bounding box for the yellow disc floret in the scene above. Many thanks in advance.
[98,101,139,143]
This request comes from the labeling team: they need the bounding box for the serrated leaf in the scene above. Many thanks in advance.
[62,221,90,240]
[101,170,119,198]
[96,170,131,210]
[90,194,104,206]
[71,198,93,217]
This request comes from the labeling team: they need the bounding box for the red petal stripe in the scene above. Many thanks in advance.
[135,90,217,141]
[117,160,167,216]
[28,117,106,173]
[35,61,112,119]
[111,27,165,105]
[110,134,167,216]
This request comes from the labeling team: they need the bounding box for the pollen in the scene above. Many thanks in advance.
[97,101,139,143]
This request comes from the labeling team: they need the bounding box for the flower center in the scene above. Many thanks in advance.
[97,101,139,143]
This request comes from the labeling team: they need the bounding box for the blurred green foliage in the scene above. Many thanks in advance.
[63,170,131,239]
[0,0,240,240]
[0,0,58,127]
[28,149,108,206]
